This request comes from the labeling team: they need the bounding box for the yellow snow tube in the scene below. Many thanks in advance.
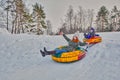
[51,50,86,63]
[83,36,102,44]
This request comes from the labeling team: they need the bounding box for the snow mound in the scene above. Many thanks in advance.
[0,28,10,34]
[0,32,120,80]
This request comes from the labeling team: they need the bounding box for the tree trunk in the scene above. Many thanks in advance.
[6,10,9,30]
[11,20,14,34]
[14,16,17,34]
[20,14,24,33]
[37,16,41,35]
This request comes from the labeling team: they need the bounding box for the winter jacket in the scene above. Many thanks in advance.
[84,28,95,39]
[62,34,87,51]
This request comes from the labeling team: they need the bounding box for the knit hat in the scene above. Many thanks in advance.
[72,31,80,43]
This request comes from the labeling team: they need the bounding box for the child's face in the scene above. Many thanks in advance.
[72,36,79,43]
[73,36,77,39]
[90,30,93,32]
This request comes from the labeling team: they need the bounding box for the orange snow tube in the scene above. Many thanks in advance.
[51,49,86,63]
[83,36,102,44]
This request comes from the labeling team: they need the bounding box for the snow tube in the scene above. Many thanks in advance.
[83,36,102,44]
[51,46,86,63]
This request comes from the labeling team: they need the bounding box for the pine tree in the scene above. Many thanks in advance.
[11,0,26,34]
[33,3,46,35]
[111,6,119,31]
[96,6,109,32]
[22,12,34,33]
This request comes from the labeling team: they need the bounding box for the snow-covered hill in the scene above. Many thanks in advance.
[0,32,120,80]
[0,28,10,34]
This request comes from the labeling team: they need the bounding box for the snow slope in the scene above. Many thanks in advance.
[0,32,120,80]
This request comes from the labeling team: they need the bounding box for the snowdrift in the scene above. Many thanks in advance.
[0,28,10,34]
[0,32,120,80]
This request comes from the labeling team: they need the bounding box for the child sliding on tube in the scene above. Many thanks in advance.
[84,27,99,39]
[40,33,88,57]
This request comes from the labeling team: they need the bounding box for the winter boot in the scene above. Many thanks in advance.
[40,50,46,57]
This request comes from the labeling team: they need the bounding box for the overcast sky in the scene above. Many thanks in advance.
[26,0,120,31]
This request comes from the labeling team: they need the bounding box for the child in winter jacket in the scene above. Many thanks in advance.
[40,34,87,57]
[84,27,95,39]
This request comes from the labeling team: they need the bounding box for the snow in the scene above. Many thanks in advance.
[0,28,10,34]
[0,32,120,80]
